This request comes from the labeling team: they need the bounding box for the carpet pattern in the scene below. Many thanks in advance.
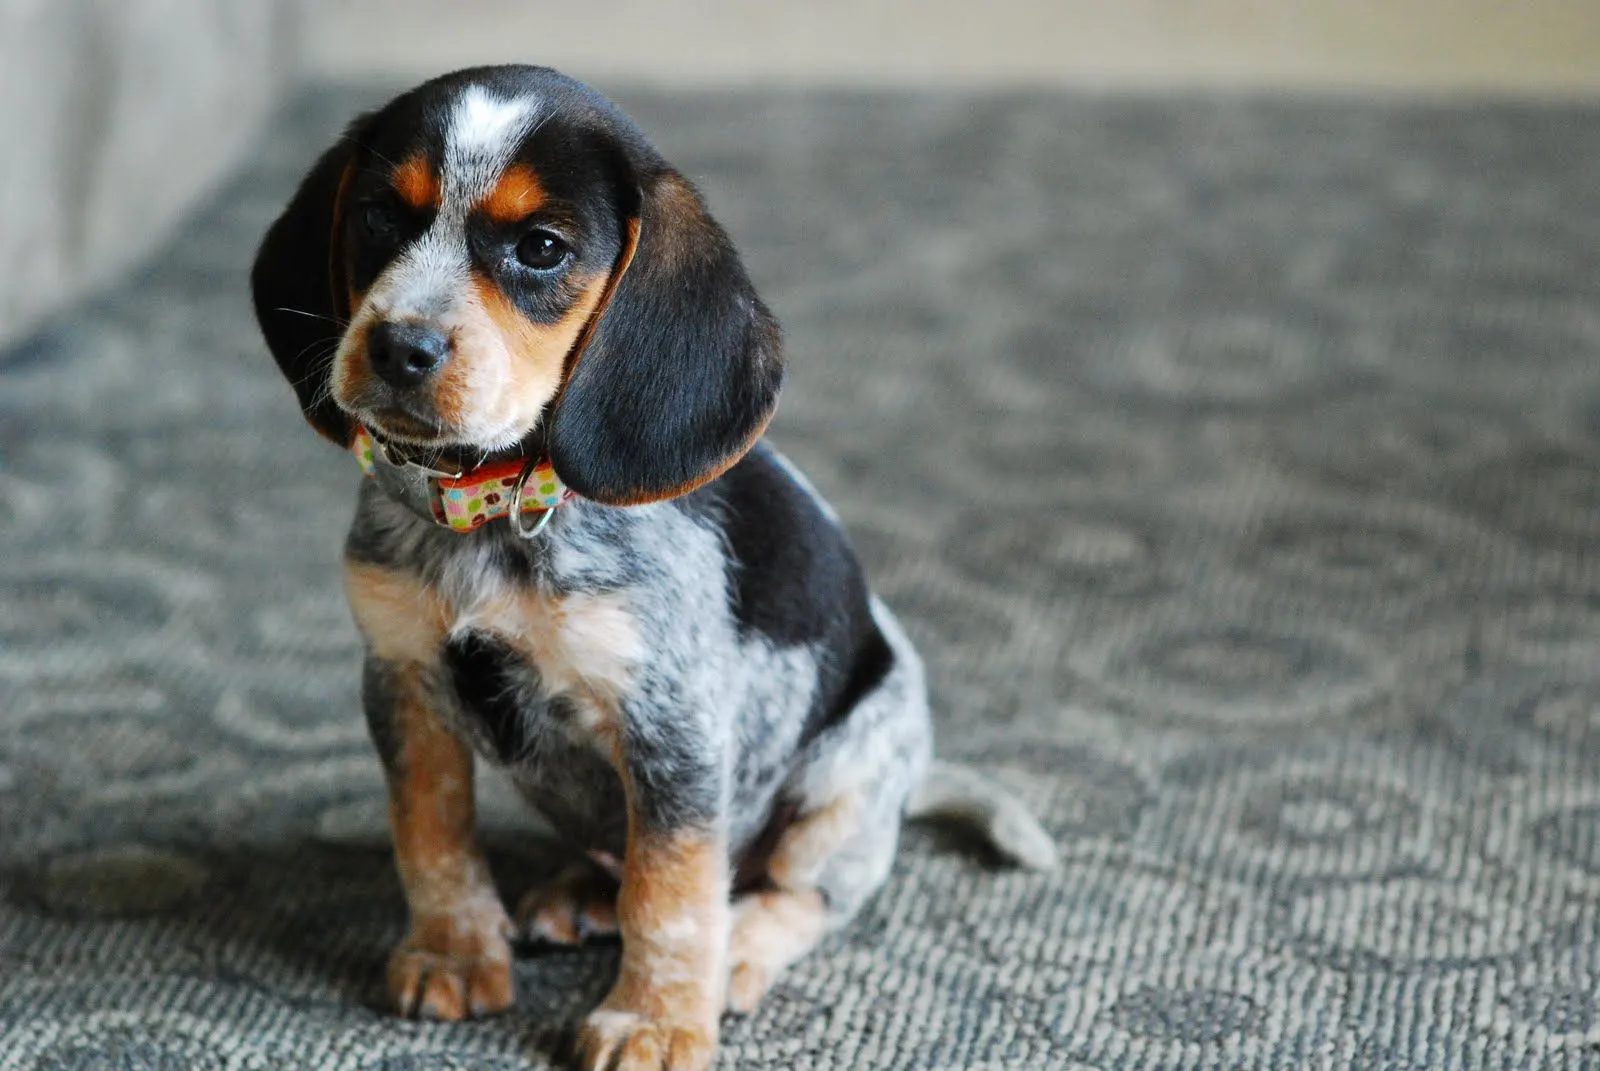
[2,86,1599,1070]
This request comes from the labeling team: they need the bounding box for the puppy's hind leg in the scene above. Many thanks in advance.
[724,790,897,1015]
[725,887,831,1015]
[724,600,935,1014]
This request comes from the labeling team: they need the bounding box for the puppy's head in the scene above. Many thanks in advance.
[251,66,783,505]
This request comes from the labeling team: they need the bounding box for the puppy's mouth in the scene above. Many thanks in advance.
[363,406,447,444]
[339,389,541,459]
[337,388,450,444]
[331,371,452,443]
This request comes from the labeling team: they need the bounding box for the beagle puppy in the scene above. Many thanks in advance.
[251,65,1053,1071]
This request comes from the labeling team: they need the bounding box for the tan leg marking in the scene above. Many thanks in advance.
[515,859,619,946]
[344,563,449,664]
[767,790,862,890]
[344,563,513,1021]
[576,829,729,1071]
[381,665,514,1021]
[725,791,863,1014]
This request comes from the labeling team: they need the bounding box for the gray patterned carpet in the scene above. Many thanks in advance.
[3,85,1600,1070]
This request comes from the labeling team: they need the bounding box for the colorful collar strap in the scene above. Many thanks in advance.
[352,426,572,537]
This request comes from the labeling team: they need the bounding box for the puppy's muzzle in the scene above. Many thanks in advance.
[369,320,451,390]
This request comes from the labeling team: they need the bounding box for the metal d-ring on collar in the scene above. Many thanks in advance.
[509,455,559,540]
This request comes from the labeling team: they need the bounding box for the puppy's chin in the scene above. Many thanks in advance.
[346,402,539,458]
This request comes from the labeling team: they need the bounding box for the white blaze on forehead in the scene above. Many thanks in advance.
[443,86,542,206]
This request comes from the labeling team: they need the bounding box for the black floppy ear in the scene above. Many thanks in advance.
[547,169,784,505]
[250,119,369,447]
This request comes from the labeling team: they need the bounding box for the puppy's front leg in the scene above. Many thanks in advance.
[364,657,515,1021]
[576,717,729,1071]
[347,563,514,1020]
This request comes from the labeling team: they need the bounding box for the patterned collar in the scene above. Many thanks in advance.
[351,426,573,537]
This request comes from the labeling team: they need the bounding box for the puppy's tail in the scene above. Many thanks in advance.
[905,759,1057,871]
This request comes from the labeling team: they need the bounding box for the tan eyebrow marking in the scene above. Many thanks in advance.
[392,154,441,210]
[480,163,546,223]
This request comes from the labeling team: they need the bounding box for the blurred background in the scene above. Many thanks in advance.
[3,0,1598,349]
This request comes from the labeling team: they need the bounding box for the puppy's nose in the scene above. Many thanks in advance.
[368,320,450,388]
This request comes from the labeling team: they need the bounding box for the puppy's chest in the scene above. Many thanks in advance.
[435,582,643,764]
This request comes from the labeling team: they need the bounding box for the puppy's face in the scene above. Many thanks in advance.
[333,85,629,452]
[254,66,782,506]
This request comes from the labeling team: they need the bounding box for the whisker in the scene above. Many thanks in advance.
[285,340,335,376]
[273,306,347,326]
[285,343,341,392]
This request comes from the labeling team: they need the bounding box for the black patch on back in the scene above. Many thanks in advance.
[685,442,894,745]
[827,626,894,734]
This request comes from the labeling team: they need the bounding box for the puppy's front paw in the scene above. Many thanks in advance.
[388,910,515,1021]
[574,1006,716,1071]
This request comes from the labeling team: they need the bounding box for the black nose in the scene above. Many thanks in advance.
[368,320,450,388]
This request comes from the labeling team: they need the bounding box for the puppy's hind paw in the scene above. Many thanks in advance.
[516,861,619,947]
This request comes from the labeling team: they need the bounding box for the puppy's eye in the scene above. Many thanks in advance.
[515,230,570,271]
[362,199,401,240]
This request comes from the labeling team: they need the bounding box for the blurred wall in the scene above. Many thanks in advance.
[307,0,1600,95]
[0,0,300,345]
